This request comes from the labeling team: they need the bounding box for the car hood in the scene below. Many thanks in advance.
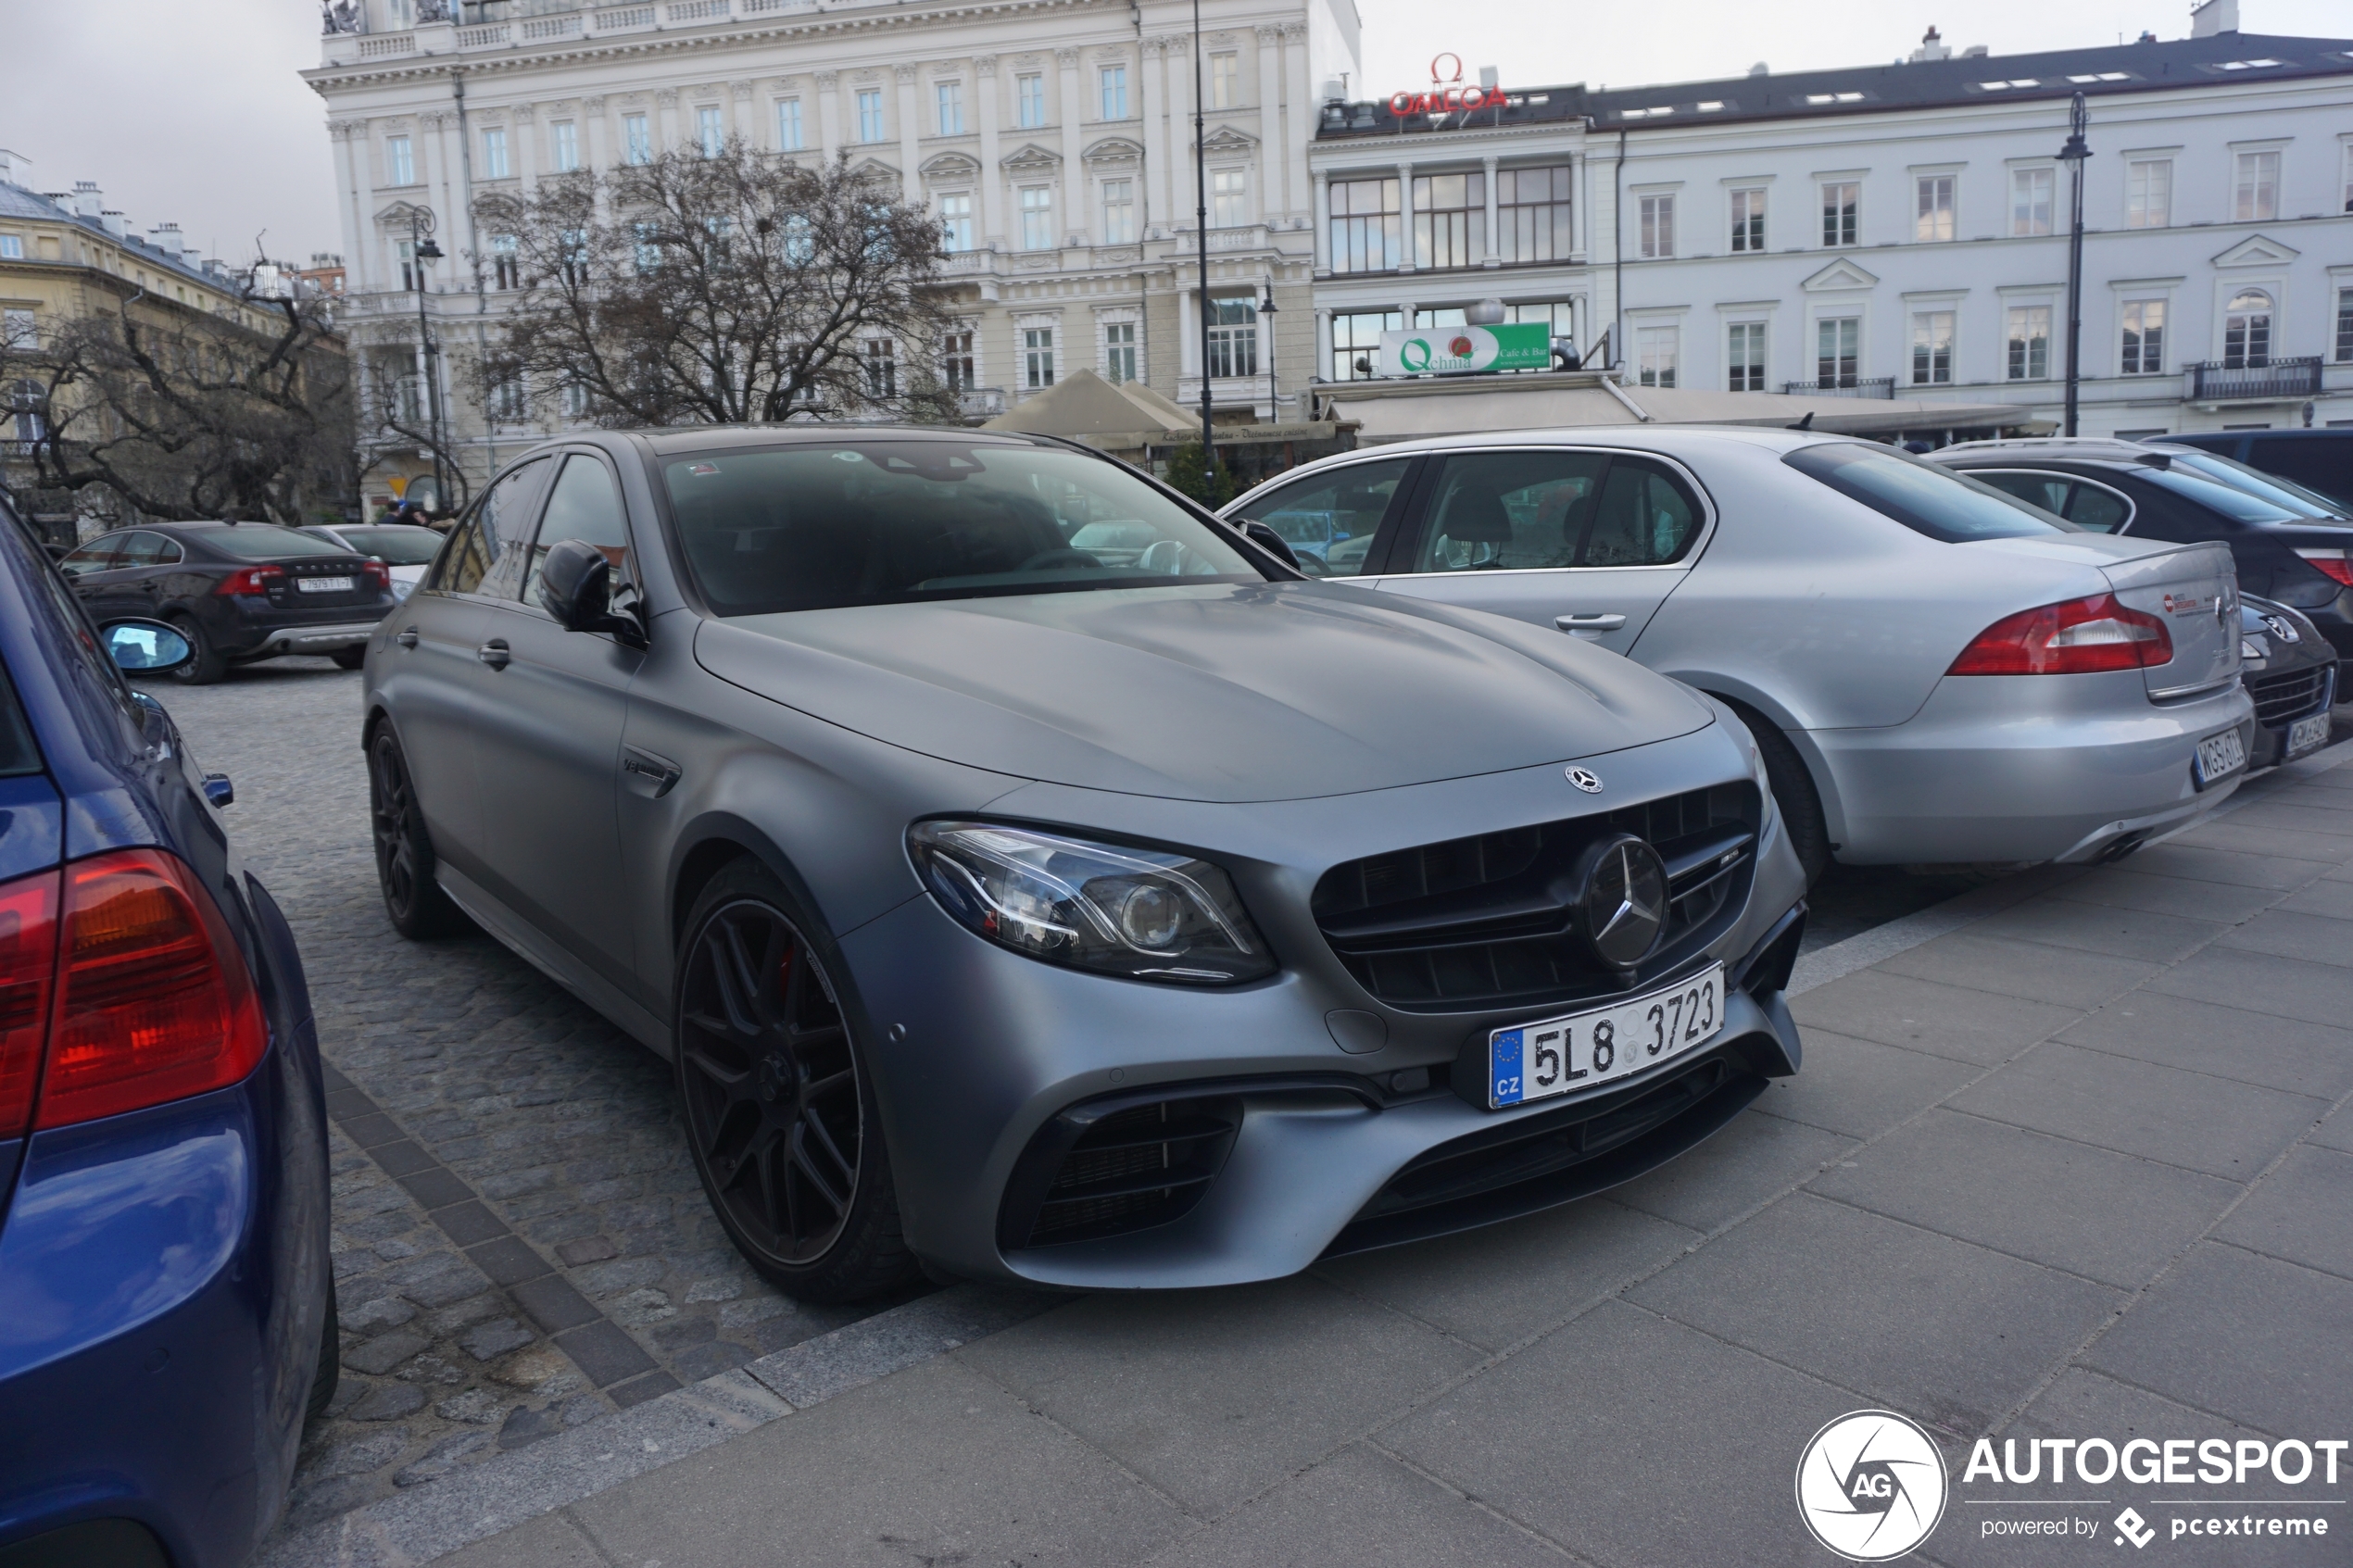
[695,582,1713,802]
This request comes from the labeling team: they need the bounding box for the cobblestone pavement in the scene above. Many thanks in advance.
[136,659,923,1534]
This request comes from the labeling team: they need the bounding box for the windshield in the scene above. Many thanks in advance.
[2152,449,2352,522]
[326,525,447,565]
[2140,468,2304,526]
[1788,443,2073,542]
[197,526,356,561]
[661,441,1264,615]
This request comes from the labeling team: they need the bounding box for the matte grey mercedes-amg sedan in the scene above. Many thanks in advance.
[361,428,1807,1301]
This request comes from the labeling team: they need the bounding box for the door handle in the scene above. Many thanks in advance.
[1555,612,1628,638]
[477,639,510,669]
[395,628,419,649]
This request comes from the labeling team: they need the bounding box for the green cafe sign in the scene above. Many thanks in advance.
[1378,322,1552,376]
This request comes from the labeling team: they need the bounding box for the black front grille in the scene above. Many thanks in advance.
[1005,1095,1243,1248]
[1311,782,1761,1012]
[2248,666,2330,725]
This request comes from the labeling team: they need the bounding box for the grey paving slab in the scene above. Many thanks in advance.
[1628,1193,2120,1435]
[1875,933,2163,1011]
[1946,1043,2324,1181]
[2312,1106,2353,1155]
[2168,818,2353,863]
[2215,1146,2353,1282]
[2143,946,2353,1030]
[564,1357,1190,1568]
[2273,876,2353,921]
[1791,970,2082,1066]
[2213,908,2353,970]
[1141,1444,1572,1568]
[1751,1027,1982,1140]
[954,1274,1486,1515]
[2123,842,2336,891]
[1806,1110,2240,1289]
[2057,993,2353,1100]
[435,1510,608,1568]
[2082,1242,2353,1439]
[2045,865,2286,923]
[2218,799,2353,837]
[1313,1197,1698,1354]
[1382,1299,1868,1568]
[1965,899,2229,964]
[1606,1108,1856,1233]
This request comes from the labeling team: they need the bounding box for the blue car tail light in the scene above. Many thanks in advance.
[0,869,59,1137]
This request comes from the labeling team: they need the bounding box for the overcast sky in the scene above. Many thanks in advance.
[0,0,2343,267]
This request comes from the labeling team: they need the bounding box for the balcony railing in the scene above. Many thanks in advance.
[1781,377,1895,399]
[2187,358,2322,402]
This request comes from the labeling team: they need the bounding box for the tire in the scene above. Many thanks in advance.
[330,647,368,671]
[306,1289,340,1423]
[673,859,918,1305]
[1723,698,1831,887]
[367,725,469,939]
[166,615,230,685]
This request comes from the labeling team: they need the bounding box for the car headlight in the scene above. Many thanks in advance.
[391,578,415,602]
[909,821,1275,985]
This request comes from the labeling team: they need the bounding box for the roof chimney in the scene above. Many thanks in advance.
[1746,61,1768,77]
[100,209,129,239]
[69,181,103,219]
[1961,44,1989,57]
[2191,0,2238,38]
[0,148,27,185]
[1908,26,1950,63]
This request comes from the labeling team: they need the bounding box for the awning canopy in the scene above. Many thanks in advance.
[980,369,1196,448]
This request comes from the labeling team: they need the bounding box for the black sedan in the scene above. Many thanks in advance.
[57,523,396,683]
[2238,595,2338,770]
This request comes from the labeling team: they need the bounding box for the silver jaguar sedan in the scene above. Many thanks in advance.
[1227,428,2258,879]
[361,428,1807,1300]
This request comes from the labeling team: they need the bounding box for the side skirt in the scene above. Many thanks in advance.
[437,865,674,1060]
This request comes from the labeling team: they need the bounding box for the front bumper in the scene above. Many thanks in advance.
[1809,671,2258,866]
[835,723,1809,1290]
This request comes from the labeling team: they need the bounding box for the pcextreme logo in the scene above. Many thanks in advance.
[1796,1410,1950,1561]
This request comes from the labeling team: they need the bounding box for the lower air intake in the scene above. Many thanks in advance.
[1001,1093,1244,1249]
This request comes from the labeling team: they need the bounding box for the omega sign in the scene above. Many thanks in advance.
[1389,53,1505,117]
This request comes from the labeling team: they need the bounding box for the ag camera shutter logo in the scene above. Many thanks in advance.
[1795,1410,1949,1562]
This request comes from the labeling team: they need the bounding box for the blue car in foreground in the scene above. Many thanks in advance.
[0,496,332,1568]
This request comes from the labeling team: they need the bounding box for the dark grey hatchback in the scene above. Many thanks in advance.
[362,428,1808,1301]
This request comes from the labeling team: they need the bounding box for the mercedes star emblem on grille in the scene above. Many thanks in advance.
[1566,766,1604,794]
[1575,834,1669,969]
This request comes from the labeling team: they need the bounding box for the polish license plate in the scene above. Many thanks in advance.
[1488,965,1725,1110]
[2285,713,2332,760]
[297,575,354,594]
[2193,727,2246,788]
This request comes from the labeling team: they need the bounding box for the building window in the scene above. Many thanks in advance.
[2345,146,2353,214]
[774,99,802,152]
[1412,171,1482,268]
[2006,305,2051,380]
[1639,194,1675,259]
[396,239,419,292]
[938,193,973,252]
[2120,299,2166,375]
[1101,178,1136,245]
[1019,186,1054,250]
[2335,288,2352,362]
[1915,174,1954,242]
[1730,187,1766,252]
[1023,326,1054,388]
[385,135,415,186]
[1820,181,1857,247]
[1495,166,1573,264]
[481,127,510,180]
[863,338,896,398]
[1104,320,1138,383]
[633,221,661,274]
[937,82,963,137]
[552,121,581,173]
[1100,65,1128,120]
[561,379,589,420]
[2223,289,2272,369]
[1207,296,1258,379]
[2233,150,2279,222]
[624,114,652,164]
[0,235,21,260]
[1213,168,1249,229]
[1727,321,1766,391]
[490,233,520,290]
[1331,309,1401,380]
[857,90,885,143]
[490,371,526,423]
[4,309,36,350]
[2009,168,2053,236]
[2126,158,2171,228]
[1016,74,1045,129]
[941,329,975,392]
[697,107,724,157]
[1817,316,1859,386]
[1210,52,1239,109]
[1910,310,1954,384]
[1635,324,1679,388]
[1328,177,1402,273]
[8,376,44,445]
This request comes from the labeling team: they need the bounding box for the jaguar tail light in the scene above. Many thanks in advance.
[214,565,286,597]
[2294,548,2353,588]
[1947,593,2173,676]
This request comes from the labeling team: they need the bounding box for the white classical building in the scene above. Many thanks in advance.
[1309,13,2353,439]
[305,0,1358,503]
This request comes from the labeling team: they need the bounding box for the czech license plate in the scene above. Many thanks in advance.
[2193,727,2247,788]
[2285,713,2332,760]
[297,575,354,594]
[1488,965,1724,1110]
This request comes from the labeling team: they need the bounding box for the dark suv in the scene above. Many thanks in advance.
[58,522,395,683]
[2165,429,2353,512]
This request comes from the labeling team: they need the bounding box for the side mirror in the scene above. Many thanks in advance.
[1237,520,1302,571]
[102,619,195,673]
[535,538,648,647]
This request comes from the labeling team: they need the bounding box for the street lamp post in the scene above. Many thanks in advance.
[407,207,447,513]
[2057,92,2092,438]
[1191,0,1216,484]
[1259,282,1279,428]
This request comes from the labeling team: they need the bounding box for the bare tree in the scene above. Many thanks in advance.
[352,339,474,517]
[2,287,354,525]
[475,144,959,429]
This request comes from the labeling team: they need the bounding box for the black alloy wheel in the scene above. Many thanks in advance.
[368,727,467,938]
[674,862,915,1301]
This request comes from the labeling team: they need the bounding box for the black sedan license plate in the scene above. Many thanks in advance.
[1487,965,1724,1110]
[297,575,355,594]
